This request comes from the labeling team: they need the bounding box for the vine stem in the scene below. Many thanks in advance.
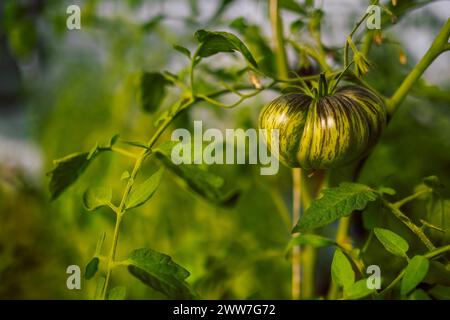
[387,18,450,115]
[379,244,450,296]
[344,12,370,68]
[269,0,305,300]
[269,0,289,81]
[291,168,302,300]
[101,101,192,299]
[383,199,436,251]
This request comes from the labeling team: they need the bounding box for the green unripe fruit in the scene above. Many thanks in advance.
[259,85,386,170]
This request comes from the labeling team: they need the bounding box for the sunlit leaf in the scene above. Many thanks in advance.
[125,168,164,210]
[374,228,409,258]
[401,255,429,296]
[344,279,375,300]
[331,248,355,291]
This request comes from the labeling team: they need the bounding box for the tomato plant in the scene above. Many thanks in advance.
[1,0,449,301]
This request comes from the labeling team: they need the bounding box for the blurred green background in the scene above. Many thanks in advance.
[0,0,449,299]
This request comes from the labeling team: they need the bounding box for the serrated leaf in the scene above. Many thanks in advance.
[331,249,355,291]
[125,169,163,210]
[127,248,196,299]
[288,234,336,250]
[85,257,99,280]
[154,142,240,207]
[293,183,378,232]
[83,187,112,211]
[401,255,429,296]
[173,45,191,58]
[48,151,96,200]
[344,279,375,300]
[374,228,409,258]
[194,29,258,69]
[108,286,126,300]
[140,71,172,113]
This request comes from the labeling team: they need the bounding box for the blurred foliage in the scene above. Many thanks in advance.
[0,0,449,299]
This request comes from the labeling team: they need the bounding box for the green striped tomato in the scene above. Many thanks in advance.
[259,85,386,170]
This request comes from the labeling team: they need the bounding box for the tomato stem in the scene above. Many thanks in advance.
[387,18,450,115]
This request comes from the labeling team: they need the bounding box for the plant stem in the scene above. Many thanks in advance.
[101,100,192,299]
[269,0,307,300]
[379,244,450,296]
[291,168,302,300]
[102,212,122,299]
[269,0,289,80]
[383,199,436,251]
[387,18,450,115]
[393,188,432,208]
[110,146,139,159]
[344,12,370,67]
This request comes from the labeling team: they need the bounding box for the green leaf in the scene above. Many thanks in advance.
[344,279,375,300]
[108,286,126,300]
[401,255,430,296]
[83,187,112,211]
[154,142,240,207]
[409,289,431,300]
[127,248,196,299]
[374,228,409,258]
[141,14,164,31]
[85,257,99,280]
[140,71,172,113]
[173,45,191,58]
[331,249,355,291]
[279,0,307,14]
[288,234,336,250]
[48,151,97,200]
[293,183,378,232]
[428,285,450,300]
[290,19,305,34]
[378,187,396,196]
[194,30,258,69]
[125,168,164,210]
